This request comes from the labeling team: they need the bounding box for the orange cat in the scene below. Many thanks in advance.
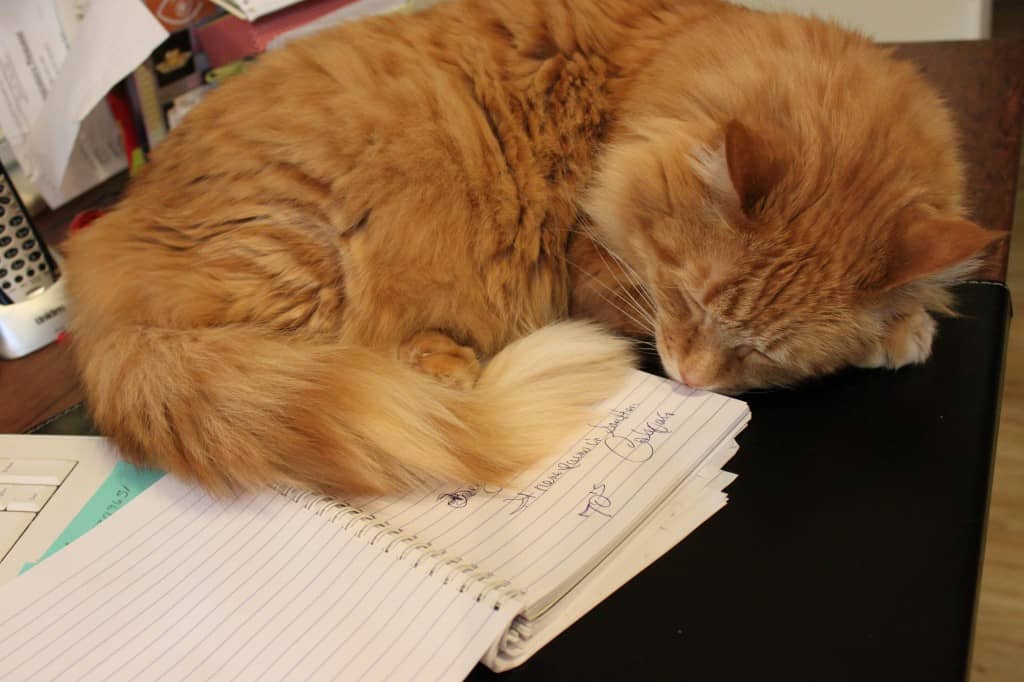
[64,0,1004,495]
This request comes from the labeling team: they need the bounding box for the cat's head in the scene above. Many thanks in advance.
[586,106,1005,394]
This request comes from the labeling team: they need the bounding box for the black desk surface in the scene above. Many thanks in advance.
[468,282,1011,681]
[33,283,1010,681]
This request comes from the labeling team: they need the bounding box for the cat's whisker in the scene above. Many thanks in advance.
[585,286,655,336]
[606,251,654,309]
[574,230,657,330]
[601,277,656,332]
[565,260,656,336]
[563,257,656,335]
[582,251,659,331]
[575,223,657,310]
[631,338,658,347]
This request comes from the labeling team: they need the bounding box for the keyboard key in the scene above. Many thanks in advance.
[0,511,34,558]
[3,484,56,513]
[0,458,76,485]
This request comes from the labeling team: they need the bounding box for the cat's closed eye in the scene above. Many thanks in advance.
[734,345,771,363]
[674,287,712,325]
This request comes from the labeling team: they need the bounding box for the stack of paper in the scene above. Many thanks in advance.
[0,371,749,679]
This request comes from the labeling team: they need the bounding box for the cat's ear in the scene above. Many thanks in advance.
[875,218,1007,291]
[724,120,784,215]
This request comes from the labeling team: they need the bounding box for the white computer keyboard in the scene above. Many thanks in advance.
[0,436,123,585]
[0,458,78,559]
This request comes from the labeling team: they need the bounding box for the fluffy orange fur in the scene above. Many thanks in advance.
[64,0,1004,495]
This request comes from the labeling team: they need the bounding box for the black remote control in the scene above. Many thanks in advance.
[0,165,59,305]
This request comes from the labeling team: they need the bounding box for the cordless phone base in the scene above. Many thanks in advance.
[0,272,69,360]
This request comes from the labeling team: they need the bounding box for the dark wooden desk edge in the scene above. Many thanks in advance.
[892,39,1024,281]
[2,39,1022,435]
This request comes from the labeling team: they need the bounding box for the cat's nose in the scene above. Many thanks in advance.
[675,350,719,389]
[677,365,710,389]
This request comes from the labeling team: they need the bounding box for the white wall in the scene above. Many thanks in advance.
[732,0,992,41]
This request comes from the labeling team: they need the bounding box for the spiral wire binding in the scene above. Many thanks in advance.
[278,487,526,611]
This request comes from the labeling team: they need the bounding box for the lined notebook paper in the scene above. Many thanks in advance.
[0,476,517,681]
[0,371,749,679]
[344,372,748,617]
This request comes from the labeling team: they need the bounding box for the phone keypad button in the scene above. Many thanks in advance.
[3,248,17,259]
[28,252,41,261]
[11,259,25,270]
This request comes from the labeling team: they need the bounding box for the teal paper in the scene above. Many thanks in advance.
[20,461,165,573]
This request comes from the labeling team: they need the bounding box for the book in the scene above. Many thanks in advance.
[127,27,213,150]
[104,83,147,174]
[125,62,168,151]
[196,0,363,67]
[0,371,749,679]
[207,0,435,31]
[209,0,339,21]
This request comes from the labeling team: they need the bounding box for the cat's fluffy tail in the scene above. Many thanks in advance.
[75,321,633,494]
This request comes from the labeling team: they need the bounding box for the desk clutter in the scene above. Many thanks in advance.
[0,1,439,211]
[123,0,429,158]
[0,371,749,679]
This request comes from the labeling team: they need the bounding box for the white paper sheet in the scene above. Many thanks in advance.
[0,0,166,207]
[0,475,518,681]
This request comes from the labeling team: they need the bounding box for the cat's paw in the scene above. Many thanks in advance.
[399,331,481,389]
[856,310,937,369]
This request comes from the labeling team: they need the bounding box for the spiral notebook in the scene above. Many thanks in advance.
[0,371,749,680]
